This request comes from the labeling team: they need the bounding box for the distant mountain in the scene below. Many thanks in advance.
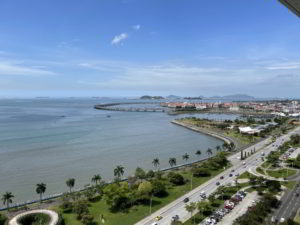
[166,95,181,99]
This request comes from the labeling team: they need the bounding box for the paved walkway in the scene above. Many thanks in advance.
[9,209,59,225]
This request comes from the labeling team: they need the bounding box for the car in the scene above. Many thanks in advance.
[235,173,240,177]
[297,184,300,187]
[220,176,224,179]
[231,169,235,172]
[229,173,233,177]
[216,182,220,186]
[183,197,189,203]
[296,193,299,197]
[155,216,162,221]
[172,215,179,221]
[242,162,246,165]
[151,223,158,225]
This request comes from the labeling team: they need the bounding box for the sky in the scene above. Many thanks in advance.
[0,0,300,98]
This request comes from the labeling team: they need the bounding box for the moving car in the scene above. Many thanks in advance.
[155,216,162,221]
[229,173,233,177]
[172,215,179,221]
[183,197,189,203]
[220,176,224,179]
[216,182,220,186]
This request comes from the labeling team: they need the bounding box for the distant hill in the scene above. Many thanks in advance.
[140,95,164,100]
[166,95,181,99]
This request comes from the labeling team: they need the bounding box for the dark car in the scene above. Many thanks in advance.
[183,197,189,203]
[231,169,235,172]
[220,176,224,179]
[296,193,299,197]
[172,215,179,221]
[216,182,220,186]
[229,174,233,177]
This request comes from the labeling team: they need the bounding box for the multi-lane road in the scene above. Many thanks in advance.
[135,126,300,225]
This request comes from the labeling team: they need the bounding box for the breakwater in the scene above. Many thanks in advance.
[94,102,167,112]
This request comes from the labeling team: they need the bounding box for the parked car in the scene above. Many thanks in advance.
[171,215,179,221]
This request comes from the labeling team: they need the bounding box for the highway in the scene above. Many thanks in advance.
[135,126,300,225]
[273,181,300,223]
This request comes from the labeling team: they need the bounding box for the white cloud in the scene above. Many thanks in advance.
[132,24,141,30]
[0,61,56,76]
[264,62,300,70]
[111,33,129,45]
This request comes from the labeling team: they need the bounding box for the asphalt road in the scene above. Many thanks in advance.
[135,126,300,225]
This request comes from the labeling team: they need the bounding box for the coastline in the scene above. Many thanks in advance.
[171,120,233,145]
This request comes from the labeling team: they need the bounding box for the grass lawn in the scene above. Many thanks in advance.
[256,167,265,175]
[238,171,256,179]
[226,131,260,145]
[261,161,272,169]
[55,166,230,225]
[266,169,297,178]
[281,181,297,189]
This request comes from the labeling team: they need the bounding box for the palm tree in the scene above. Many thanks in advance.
[216,145,221,152]
[66,178,75,193]
[182,153,189,162]
[222,142,229,151]
[152,158,160,170]
[169,158,177,168]
[217,185,226,200]
[2,192,14,210]
[36,183,46,202]
[114,165,124,179]
[185,202,197,225]
[206,148,213,156]
[195,150,202,157]
[91,174,101,185]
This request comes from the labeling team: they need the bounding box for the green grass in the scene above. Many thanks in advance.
[281,181,297,189]
[266,169,297,178]
[261,161,272,169]
[226,131,260,145]
[55,166,230,225]
[238,171,256,179]
[256,167,265,175]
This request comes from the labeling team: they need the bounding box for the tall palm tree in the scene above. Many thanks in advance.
[2,192,14,210]
[182,153,189,162]
[66,178,75,193]
[91,174,101,185]
[114,165,124,179]
[206,148,213,156]
[152,158,160,170]
[216,145,221,152]
[195,150,202,157]
[169,158,177,168]
[36,183,46,202]
[185,202,197,225]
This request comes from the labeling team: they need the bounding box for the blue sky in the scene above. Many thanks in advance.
[0,0,300,98]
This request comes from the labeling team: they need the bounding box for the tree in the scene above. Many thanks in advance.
[206,148,213,156]
[191,167,211,177]
[1,192,14,210]
[152,158,160,170]
[138,181,153,198]
[36,183,46,202]
[169,158,177,168]
[66,178,75,193]
[195,150,202,157]
[182,153,189,162]
[0,213,8,225]
[216,145,221,152]
[135,167,146,179]
[151,180,167,197]
[185,202,197,225]
[91,174,101,185]
[114,165,125,180]
[216,185,226,200]
[197,201,211,215]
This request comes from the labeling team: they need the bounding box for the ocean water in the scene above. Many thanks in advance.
[0,99,237,204]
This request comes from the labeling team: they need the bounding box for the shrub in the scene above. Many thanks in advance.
[0,213,7,225]
[191,167,211,177]
[167,172,185,185]
[151,180,167,197]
